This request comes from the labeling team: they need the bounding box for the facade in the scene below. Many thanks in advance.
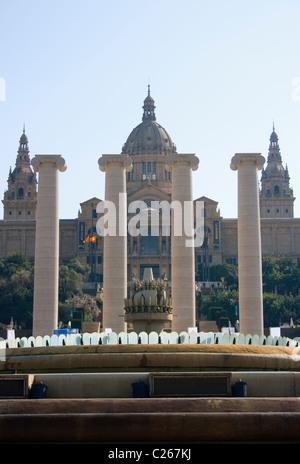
[1,90,300,287]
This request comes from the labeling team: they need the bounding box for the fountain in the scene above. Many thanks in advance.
[124,268,172,333]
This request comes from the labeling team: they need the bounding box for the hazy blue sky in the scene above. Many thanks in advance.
[1,0,300,219]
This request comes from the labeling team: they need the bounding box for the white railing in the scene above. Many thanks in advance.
[0,330,298,348]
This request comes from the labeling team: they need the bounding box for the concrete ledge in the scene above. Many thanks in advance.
[2,344,300,372]
[1,409,300,443]
[0,371,296,398]
[2,397,300,414]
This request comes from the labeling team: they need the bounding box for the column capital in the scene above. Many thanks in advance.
[230,153,265,171]
[31,155,67,172]
[165,153,199,171]
[98,154,132,172]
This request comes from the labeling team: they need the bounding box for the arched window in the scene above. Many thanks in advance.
[18,188,24,199]
[274,185,280,196]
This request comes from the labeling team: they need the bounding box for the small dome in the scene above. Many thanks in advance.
[122,87,176,156]
[270,131,278,142]
[20,132,28,144]
[270,123,278,143]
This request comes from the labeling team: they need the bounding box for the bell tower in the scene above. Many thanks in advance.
[260,125,295,218]
[2,127,37,220]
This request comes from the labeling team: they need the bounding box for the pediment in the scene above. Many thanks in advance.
[194,195,219,205]
[128,184,170,202]
[80,197,102,207]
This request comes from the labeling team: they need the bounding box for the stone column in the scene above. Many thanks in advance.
[31,155,67,337]
[98,154,132,332]
[166,154,199,333]
[230,153,265,336]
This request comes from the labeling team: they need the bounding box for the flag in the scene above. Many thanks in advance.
[83,235,96,244]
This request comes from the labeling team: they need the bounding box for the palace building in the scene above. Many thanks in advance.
[1,89,300,287]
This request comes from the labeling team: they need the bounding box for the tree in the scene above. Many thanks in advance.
[209,263,238,288]
[0,253,91,330]
[262,256,300,296]
[0,252,33,278]
[59,265,83,302]
[199,289,239,327]
[263,293,282,327]
[0,253,34,328]
[58,259,100,326]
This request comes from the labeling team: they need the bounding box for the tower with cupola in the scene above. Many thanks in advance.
[2,127,37,220]
[260,125,295,218]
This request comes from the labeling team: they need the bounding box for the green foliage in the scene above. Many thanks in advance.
[199,289,239,327]
[198,256,300,328]
[262,292,282,327]
[262,256,300,296]
[209,263,238,288]
[0,252,33,278]
[0,253,34,328]
[59,265,83,302]
[263,293,300,327]
[0,254,92,330]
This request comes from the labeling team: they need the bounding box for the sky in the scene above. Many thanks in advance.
[0,0,300,219]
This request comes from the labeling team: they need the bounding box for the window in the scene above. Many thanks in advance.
[164,169,171,181]
[153,162,156,179]
[127,164,135,181]
[226,258,237,265]
[274,185,280,195]
[141,227,158,253]
[142,162,146,180]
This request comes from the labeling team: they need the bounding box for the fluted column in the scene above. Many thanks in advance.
[230,153,265,336]
[98,154,132,332]
[166,154,199,332]
[31,155,67,337]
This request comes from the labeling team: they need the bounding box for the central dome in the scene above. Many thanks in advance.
[122,87,177,156]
